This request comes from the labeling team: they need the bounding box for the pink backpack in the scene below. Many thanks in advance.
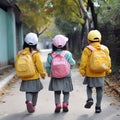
[51,51,70,78]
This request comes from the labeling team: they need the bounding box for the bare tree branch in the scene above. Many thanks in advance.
[37,27,48,36]
[78,0,91,20]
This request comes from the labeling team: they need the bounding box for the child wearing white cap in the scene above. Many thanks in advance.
[16,32,46,113]
[46,34,76,113]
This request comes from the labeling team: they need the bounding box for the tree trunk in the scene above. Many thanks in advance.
[78,0,91,48]
[88,0,98,29]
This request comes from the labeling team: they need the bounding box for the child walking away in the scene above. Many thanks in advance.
[15,32,46,113]
[79,30,111,113]
[46,35,76,113]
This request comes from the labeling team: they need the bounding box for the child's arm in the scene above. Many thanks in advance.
[45,54,52,77]
[79,48,89,76]
[34,53,46,79]
[65,51,76,68]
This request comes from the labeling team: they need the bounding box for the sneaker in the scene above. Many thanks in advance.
[55,104,61,113]
[26,101,34,113]
[95,106,102,113]
[84,98,93,108]
[63,103,69,112]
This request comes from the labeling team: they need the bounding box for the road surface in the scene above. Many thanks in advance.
[0,68,120,120]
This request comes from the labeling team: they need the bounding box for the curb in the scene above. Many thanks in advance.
[0,71,16,90]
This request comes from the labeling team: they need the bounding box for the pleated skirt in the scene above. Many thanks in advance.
[83,77,105,87]
[20,78,43,92]
[49,77,73,92]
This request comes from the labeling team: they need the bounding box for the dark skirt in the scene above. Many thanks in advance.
[20,78,43,92]
[49,77,73,92]
[83,77,105,87]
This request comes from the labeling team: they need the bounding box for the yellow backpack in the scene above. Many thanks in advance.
[87,45,108,73]
[15,52,36,78]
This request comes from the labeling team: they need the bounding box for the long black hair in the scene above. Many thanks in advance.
[52,44,67,52]
[23,41,38,53]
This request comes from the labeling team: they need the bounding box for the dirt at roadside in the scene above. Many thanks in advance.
[104,69,120,101]
[0,67,18,97]
[0,75,18,96]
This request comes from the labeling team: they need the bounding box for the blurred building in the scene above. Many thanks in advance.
[0,0,23,69]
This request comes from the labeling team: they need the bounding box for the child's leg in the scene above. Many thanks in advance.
[84,86,93,108]
[95,87,103,113]
[62,91,69,112]
[32,92,38,106]
[26,92,32,101]
[54,91,61,113]
[25,92,34,113]
[54,91,61,104]
[96,87,103,107]
[63,91,69,104]
[87,86,92,99]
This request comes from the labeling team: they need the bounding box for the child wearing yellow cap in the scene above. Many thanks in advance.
[79,30,111,113]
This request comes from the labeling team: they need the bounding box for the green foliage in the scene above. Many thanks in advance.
[51,0,85,34]
[55,17,79,34]
[52,0,84,25]
[107,0,120,27]
[45,21,60,39]
[16,0,53,32]
[15,0,87,34]
[97,0,120,28]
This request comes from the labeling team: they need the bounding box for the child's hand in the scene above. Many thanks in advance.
[41,76,45,79]
[82,73,86,77]
[82,75,86,77]
[48,73,51,77]
[106,69,112,75]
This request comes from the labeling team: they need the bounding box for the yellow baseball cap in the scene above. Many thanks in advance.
[87,30,101,41]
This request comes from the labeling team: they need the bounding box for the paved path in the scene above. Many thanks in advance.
[0,69,120,120]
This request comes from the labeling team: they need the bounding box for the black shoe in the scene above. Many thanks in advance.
[63,103,69,112]
[63,107,68,112]
[55,107,61,113]
[95,106,102,113]
[54,104,61,113]
[84,98,93,108]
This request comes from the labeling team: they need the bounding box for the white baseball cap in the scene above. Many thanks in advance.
[25,32,38,45]
[52,35,68,48]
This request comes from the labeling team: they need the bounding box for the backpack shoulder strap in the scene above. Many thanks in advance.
[60,50,67,57]
[51,52,58,57]
[100,45,106,50]
[52,51,66,57]
[87,45,95,51]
